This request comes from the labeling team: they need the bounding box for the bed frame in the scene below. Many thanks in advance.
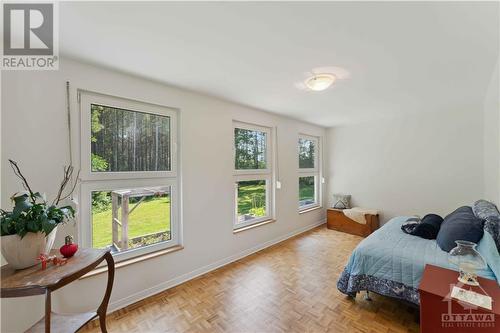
[326,208,379,237]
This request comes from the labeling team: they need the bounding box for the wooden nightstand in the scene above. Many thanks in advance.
[326,208,379,237]
[418,264,499,333]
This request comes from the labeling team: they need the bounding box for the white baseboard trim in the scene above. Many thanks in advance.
[108,218,326,312]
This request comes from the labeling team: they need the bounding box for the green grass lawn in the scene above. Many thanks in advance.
[299,184,314,201]
[236,179,315,218]
[92,180,313,248]
[92,196,171,248]
[237,180,266,217]
[299,177,315,202]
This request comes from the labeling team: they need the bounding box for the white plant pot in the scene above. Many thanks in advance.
[1,227,58,270]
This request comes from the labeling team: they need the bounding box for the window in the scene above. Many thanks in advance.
[79,91,179,262]
[233,122,273,229]
[298,134,320,211]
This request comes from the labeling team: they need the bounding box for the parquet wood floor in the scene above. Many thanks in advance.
[81,226,419,333]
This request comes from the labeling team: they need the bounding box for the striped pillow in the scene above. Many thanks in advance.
[472,200,500,251]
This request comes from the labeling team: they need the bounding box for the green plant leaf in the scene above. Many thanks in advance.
[26,219,38,232]
[15,222,27,238]
[12,194,32,218]
[59,206,75,218]
[1,217,14,236]
[42,219,57,235]
[3,189,74,237]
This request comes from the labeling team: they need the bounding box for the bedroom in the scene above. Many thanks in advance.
[0,1,499,333]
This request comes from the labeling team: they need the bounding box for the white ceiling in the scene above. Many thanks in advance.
[60,2,499,127]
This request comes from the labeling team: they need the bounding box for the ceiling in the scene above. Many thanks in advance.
[60,2,499,127]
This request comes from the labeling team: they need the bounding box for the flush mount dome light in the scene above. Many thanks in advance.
[305,73,336,91]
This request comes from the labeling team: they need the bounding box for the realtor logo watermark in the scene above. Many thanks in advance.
[2,2,58,70]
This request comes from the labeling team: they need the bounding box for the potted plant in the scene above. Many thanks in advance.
[0,160,78,269]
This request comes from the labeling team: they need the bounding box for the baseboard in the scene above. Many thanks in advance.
[108,218,326,312]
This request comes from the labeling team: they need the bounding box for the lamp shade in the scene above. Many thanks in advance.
[305,74,336,91]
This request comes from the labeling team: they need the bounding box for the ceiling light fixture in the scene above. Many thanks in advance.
[305,73,336,91]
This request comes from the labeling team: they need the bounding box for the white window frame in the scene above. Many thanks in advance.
[78,90,180,262]
[80,91,177,181]
[233,121,274,229]
[298,134,321,211]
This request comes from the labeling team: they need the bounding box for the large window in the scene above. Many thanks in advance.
[233,122,273,229]
[298,134,320,211]
[79,91,179,261]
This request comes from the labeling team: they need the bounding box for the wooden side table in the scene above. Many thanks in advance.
[419,264,499,333]
[326,208,379,237]
[1,248,115,333]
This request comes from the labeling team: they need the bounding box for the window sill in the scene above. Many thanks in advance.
[233,219,276,234]
[298,205,322,214]
[79,245,184,279]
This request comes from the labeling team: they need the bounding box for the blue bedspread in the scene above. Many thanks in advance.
[337,216,498,305]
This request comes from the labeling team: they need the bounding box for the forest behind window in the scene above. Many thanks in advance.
[91,104,171,172]
[234,127,267,170]
[298,138,316,169]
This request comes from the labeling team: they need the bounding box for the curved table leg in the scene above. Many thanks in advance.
[96,252,115,333]
[45,290,51,333]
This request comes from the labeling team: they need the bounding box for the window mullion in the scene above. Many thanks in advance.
[233,121,273,229]
[79,91,179,262]
[298,134,320,211]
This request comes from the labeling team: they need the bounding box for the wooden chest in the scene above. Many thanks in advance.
[326,208,379,237]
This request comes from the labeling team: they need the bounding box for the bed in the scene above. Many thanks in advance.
[337,216,500,305]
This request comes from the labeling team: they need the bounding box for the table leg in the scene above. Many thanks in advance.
[97,252,115,333]
[45,290,51,333]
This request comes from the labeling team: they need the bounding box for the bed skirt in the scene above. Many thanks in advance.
[336,268,420,305]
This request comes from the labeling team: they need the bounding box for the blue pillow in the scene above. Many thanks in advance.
[436,206,484,252]
[416,214,444,239]
[402,214,443,239]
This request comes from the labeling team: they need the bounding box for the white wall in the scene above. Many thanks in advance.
[483,59,500,205]
[326,109,487,223]
[1,58,326,332]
